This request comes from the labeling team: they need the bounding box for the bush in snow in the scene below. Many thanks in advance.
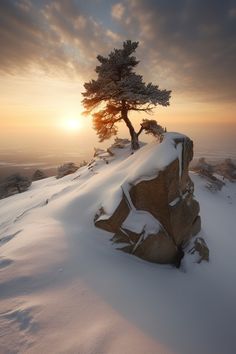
[0,173,32,199]
[193,157,213,173]
[215,158,236,182]
[139,119,166,142]
[198,169,225,192]
[56,162,79,179]
[78,160,87,168]
[32,169,47,181]
[111,137,130,149]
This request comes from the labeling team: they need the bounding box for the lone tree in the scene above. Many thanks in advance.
[82,40,171,150]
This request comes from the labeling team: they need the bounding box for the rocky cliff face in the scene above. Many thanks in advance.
[95,134,202,266]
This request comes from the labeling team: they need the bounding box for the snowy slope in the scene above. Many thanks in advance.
[0,138,236,354]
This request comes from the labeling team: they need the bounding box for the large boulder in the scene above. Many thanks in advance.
[95,133,202,266]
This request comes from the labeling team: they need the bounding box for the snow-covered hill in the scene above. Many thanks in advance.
[0,138,236,354]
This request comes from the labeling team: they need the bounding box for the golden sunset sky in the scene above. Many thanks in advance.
[0,0,235,157]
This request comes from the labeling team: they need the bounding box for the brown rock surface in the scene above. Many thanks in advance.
[95,134,202,265]
[187,237,209,263]
[194,237,209,263]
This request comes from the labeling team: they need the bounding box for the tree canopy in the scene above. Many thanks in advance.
[82,40,171,149]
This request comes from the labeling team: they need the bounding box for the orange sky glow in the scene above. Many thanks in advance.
[1,74,235,152]
[0,0,235,161]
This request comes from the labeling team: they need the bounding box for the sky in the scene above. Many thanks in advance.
[0,0,235,158]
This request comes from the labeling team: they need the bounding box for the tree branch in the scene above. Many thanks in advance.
[129,107,153,112]
[137,126,144,137]
[109,117,123,130]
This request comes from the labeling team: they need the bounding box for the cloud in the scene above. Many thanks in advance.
[0,0,235,102]
[120,0,236,101]
[106,29,121,41]
[111,3,125,20]
[0,0,120,79]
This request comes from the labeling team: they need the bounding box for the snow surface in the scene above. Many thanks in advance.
[0,135,236,354]
[122,209,160,239]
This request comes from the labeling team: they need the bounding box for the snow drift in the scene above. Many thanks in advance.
[0,134,236,354]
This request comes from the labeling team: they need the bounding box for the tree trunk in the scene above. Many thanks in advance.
[131,132,140,150]
[121,101,140,150]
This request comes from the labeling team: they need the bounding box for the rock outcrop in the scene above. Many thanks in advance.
[193,237,209,263]
[95,133,202,266]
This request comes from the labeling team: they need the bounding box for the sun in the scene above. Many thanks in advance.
[64,118,81,131]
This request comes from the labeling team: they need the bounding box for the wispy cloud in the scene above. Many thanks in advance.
[111,3,125,20]
[120,0,236,100]
[0,0,235,101]
[0,0,119,78]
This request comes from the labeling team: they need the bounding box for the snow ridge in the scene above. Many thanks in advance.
[0,133,236,354]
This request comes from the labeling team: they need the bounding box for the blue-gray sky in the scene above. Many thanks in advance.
[1,0,236,100]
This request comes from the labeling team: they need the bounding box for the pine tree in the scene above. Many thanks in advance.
[82,40,171,150]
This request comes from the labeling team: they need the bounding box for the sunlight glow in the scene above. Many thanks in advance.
[64,118,81,132]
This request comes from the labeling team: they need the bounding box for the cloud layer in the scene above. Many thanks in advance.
[0,0,118,78]
[128,0,236,100]
[0,0,235,101]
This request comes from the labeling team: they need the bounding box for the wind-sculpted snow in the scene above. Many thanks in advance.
[96,132,186,218]
[0,135,236,354]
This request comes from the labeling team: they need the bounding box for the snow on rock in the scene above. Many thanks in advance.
[97,132,187,218]
[122,209,161,238]
[0,134,236,354]
[96,133,200,265]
